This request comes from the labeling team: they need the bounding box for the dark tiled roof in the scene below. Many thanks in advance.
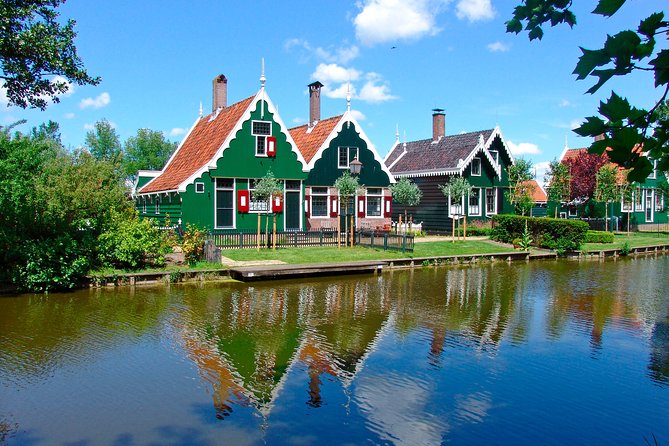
[387,129,494,174]
[289,115,342,164]
[140,96,255,193]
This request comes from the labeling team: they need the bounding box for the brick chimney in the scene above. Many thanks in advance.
[308,81,324,126]
[432,108,445,142]
[212,74,227,112]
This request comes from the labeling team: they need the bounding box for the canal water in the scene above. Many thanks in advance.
[1,256,668,445]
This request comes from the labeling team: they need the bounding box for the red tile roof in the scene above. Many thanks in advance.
[289,115,342,164]
[140,96,255,194]
[560,147,588,163]
[522,179,547,203]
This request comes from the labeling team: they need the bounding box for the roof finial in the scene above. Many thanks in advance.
[395,124,400,143]
[403,130,407,150]
[260,57,266,89]
[346,82,352,129]
[564,134,569,150]
[199,101,203,118]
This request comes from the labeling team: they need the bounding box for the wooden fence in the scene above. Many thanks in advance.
[207,229,414,252]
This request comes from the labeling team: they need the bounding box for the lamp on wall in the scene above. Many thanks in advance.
[349,156,362,176]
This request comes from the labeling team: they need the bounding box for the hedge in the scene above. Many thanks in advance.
[585,230,615,244]
[491,215,589,252]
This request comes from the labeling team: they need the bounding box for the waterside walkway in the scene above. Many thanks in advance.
[88,243,669,287]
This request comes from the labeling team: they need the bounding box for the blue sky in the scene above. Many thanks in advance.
[1,0,665,182]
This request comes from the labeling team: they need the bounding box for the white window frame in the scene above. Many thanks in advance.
[655,188,664,212]
[634,189,644,212]
[649,160,657,180]
[248,179,270,214]
[559,212,567,219]
[252,120,271,157]
[310,187,329,218]
[195,182,205,193]
[366,187,383,218]
[568,207,577,217]
[645,189,654,222]
[155,199,160,215]
[471,157,481,176]
[469,188,481,216]
[621,192,633,213]
[142,200,147,214]
[338,146,359,169]
[485,188,497,215]
[215,178,235,229]
[489,150,499,164]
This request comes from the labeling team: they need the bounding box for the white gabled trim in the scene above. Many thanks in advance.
[458,134,503,179]
[485,126,515,166]
[132,170,161,197]
[305,111,396,183]
[178,89,309,192]
[393,169,459,178]
[139,117,201,194]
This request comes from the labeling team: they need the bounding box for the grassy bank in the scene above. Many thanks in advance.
[583,232,669,251]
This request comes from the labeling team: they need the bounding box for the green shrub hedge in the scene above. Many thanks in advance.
[585,230,614,244]
[491,215,588,252]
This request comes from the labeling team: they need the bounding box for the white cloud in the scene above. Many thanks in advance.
[354,0,445,46]
[570,119,582,130]
[456,0,495,21]
[358,77,397,103]
[312,63,361,84]
[50,75,75,98]
[487,41,509,52]
[80,92,111,109]
[323,82,355,99]
[507,140,541,155]
[292,117,305,124]
[64,112,75,119]
[169,127,187,137]
[84,120,116,131]
[558,99,572,108]
[285,38,360,64]
[534,160,551,186]
[350,109,367,121]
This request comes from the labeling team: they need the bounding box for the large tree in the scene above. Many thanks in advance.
[594,164,620,231]
[546,160,571,217]
[563,151,608,202]
[506,158,536,216]
[507,0,669,181]
[123,128,177,181]
[0,0,100,109]
[390,177,422,232]
[85,119,121,162]
[439,176,472,240]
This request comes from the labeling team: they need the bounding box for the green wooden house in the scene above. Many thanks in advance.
[135,74,309,231]
[384,109,515,232]
[555,146,668,230]
[289,82,395,232]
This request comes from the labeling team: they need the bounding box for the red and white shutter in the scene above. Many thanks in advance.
[329,195,339,217]
[383,196,392,218]
[272,194,283,213]
[305,194,310,218]
[357,195,366,218]
[266,136,277,157]
[238,190,250,213]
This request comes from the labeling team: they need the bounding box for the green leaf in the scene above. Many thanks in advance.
[574,116,606,137]
[573,48,610,80]
[528,26,544,41]
[586,69,617,94]
[589,139,610,155]
[649,50,669,86]
[598,92,631,122]
[638,12,665,38]
[627,158,653,182]
[506,18,523,34]
[592,0,626,17]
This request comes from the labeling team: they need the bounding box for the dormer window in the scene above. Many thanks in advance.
[252,121,272,156]
[338,146,359,169]
[489,150,499,164]
[471,157,481,176]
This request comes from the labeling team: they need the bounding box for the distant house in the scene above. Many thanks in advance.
[523,179,548,217]
[135,74,308,231]
[556,143,668,229]
[289,82,394,233]
[384,109,515,232]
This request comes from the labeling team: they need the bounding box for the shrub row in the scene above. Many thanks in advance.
[585,230,615,244]
[491,215,589,252]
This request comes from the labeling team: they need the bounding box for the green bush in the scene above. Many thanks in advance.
[182,225,207,265]
[585,230,614,244]
[12,234,90,292]
[98,210,170,270]
[491,214,588,252]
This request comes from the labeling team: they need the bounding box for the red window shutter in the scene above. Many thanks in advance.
[329,195,338,217]
[238,190,250,213]
[272,194,283,213]
[266,136,277,157]
[384,196,392,217]
[305,195,310,218]
[357,195,366,217]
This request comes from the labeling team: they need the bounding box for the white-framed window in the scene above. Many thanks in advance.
[252,120,272,156]
[195,182,205,193]
[621,191,633,213]
[471,157,481,176]
[155,199,160,215]
[559,212,567,219]
[656,189,664,212]
[489,150,499,164]
[568,207,577,217]
[366,187,383,217]
[449,194,465,217]
[248,179,270,213]
[141,200,147,214]
[338,146,359,169]
[311,187,329,217]
[634,189,644,212]
[215,178,235,229]
[485,188,497,215]
[469,188,481,216]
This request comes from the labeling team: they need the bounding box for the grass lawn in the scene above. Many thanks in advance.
[222,239,514,264]
[583,231,669,251]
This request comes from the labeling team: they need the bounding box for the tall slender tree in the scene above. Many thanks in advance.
[546,160,571,217]
[595,164,621,231]
[440,177,472,241]
[390,177,422,233]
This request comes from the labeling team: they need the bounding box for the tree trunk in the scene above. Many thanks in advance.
[463,215,467,239]
[272,214,277,250]
[398,213,403,235]
[337,211,341,248]
[452,217,456,243]
[350,214,354,247]
[257,214,261,251]
[265,213,269,248]
[605,204,608,232]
